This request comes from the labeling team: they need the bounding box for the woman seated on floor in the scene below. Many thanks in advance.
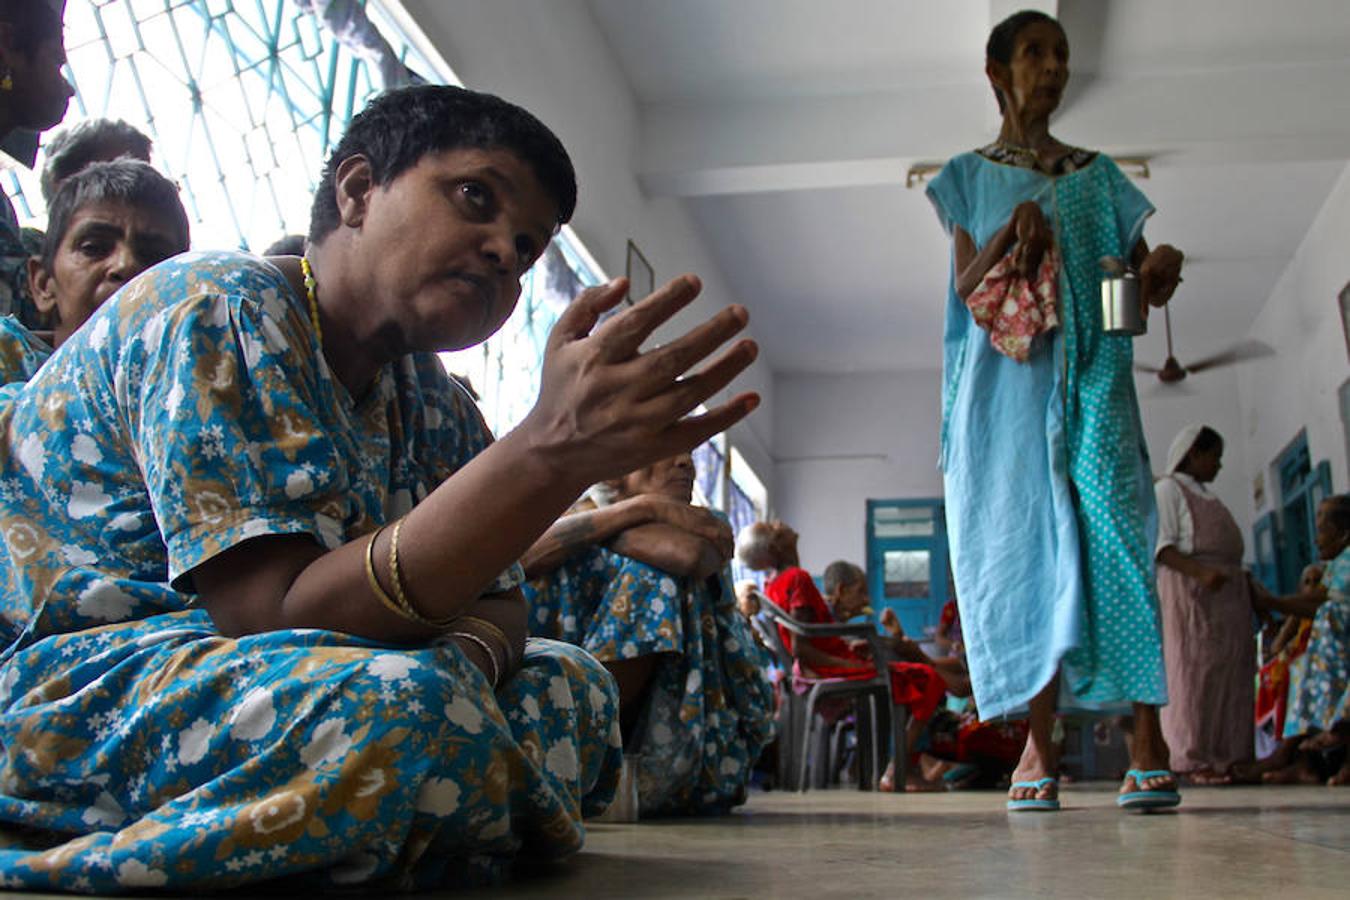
[1247,495,1350,787]
[1253,562,1321,762]
[0,84,760,892]
[0,158,189,384]
[520,451,775,817]
[738,523,951,792]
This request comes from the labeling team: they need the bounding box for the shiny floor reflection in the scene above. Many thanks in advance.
[474,783,1349,899]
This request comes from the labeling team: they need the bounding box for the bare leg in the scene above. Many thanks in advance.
[604,655,660,745]
[1008,677,1059,803]
[1122,703,1177,794]
[879,714,945,792]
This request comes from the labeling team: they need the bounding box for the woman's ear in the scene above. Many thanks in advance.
[27,256,58,318]
[333,154,375,229]
[985,59,1009,106]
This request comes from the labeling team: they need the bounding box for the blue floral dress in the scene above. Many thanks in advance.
[524,547,774,816]
[0,251,621,892]
[0,314,52,385]
[1283,547,1350,737]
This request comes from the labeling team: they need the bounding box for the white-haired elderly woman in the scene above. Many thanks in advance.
[521,451,774,818]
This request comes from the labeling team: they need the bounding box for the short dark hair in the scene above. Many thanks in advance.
[40,118,154,202]
[823,560,865,596]
[0,0,62,53]
[986,10,1065,113]
[262,233,306,256]
[307,84,576,243]
[42,159,190,270]
[1320,494,1350,535]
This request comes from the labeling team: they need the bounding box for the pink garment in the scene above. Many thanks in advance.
[965,247,1060,362]
[1157,477,1256,774]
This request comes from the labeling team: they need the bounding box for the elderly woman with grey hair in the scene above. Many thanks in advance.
[521,452,774,818]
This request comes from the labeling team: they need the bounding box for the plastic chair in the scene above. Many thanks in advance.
[753,602,908,792]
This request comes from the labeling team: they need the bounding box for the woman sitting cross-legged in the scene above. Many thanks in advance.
[521,452,775,817]
[0,84,759,891]
[1249,495,1350,787]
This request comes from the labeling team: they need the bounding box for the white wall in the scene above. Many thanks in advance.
[1136,368,1253,557]
[774,369,943,573]
[399,0,777,488]
[774,365,1256,575]
[1238,162,1350,512]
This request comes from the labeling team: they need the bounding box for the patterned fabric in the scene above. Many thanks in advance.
[524,546,775,817]
[964,246,1060,362]
[0,251,622,891]
[0,315,52,385]
[927,151,1166,720]
[1284,547,1350,738]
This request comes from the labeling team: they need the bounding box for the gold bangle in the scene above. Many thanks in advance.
[364,525,405,620]
[458,615,516,670]
[451,630,501,686]
[387,517,457,629]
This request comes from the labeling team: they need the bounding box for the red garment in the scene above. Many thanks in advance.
[1255,620,1313,742]
[765,567,947,722]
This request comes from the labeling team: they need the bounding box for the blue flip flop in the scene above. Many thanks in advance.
[943,761,980,786]
[1006,776,1059,811]
[1117,768,1181,811]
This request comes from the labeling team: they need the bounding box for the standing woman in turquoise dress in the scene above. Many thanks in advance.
[926,10,1185,811]
[0,0,75,330]
[0,84,760,891]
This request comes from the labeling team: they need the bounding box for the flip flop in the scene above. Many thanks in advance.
[1117,768,1181,811]
[1006,776,1059,811]
[942,761,980,787]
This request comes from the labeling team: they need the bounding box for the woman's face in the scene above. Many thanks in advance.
[993,20,1069,121]
[1314,501,1349,561]
[29,199,187,346]
[4,36,74,131]
[341,146,558,353]
[619,452,696,503]
[1185,444,1224,484]
[1299,563,1325,593]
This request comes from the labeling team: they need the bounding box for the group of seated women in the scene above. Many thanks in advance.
[0,13,765,885]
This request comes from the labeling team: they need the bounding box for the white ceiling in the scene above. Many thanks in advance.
[586,0,1350,375]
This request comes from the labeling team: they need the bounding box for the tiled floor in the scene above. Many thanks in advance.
[462,783,1350,899]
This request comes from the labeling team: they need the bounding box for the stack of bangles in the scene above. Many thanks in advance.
[364,519,519,686]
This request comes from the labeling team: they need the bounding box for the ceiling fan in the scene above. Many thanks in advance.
[1134,303,1273,386]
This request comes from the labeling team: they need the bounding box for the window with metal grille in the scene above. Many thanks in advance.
[3,0,602,435]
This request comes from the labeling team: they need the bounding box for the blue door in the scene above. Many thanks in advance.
[865,499,949,639]
[1271,432,1333,592]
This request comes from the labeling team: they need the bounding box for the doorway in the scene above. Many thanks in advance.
[865,499,949,639]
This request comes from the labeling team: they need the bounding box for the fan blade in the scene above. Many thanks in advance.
[1185,340,1275,374]
[1144,379,1196,397]
[1134,362,1163,375]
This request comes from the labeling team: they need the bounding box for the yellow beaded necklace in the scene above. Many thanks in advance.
[299,256,323,346]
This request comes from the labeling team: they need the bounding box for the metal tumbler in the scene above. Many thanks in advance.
[1100,261,1146,336]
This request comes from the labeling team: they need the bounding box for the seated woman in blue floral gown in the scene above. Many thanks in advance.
[0,158,190,385]
[0,85,760,891]
[521,453,774,817]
